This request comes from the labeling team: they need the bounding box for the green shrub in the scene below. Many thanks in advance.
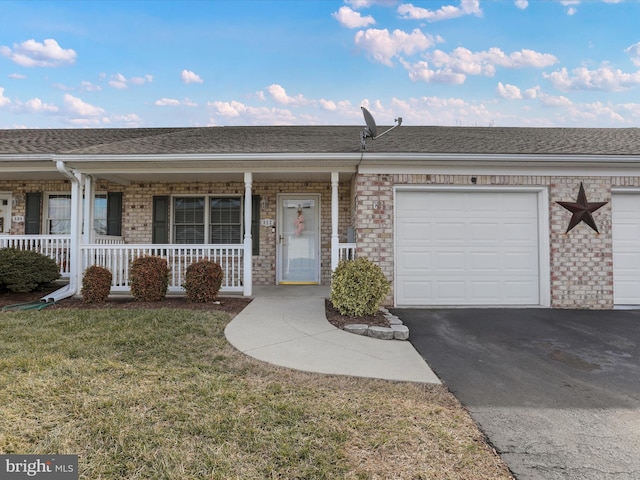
[81,265,112,303]
[330,258,391,317]
[183,260,224,303]
[129,255,169,302]
[0,248,61,293]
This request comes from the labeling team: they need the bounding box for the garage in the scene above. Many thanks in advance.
[395,188,545,306]
[612,191,640,306]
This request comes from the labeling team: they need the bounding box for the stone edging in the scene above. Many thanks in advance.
[343,307,409,341]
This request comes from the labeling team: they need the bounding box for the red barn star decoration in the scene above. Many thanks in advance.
[556,182,608,233]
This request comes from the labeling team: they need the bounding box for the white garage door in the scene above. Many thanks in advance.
[396,190,540,306]
[612,193,640,305]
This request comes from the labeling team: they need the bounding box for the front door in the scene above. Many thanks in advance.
[0,194,11,234]
[277,194,320,284]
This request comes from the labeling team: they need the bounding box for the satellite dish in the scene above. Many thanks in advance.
[362,106,378,138]
[360,106,402,150]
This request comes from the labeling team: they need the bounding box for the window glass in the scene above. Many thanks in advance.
[210,197,242,243]
[47,194,71,234]
[174,197,205,244]
[94,194,107,235]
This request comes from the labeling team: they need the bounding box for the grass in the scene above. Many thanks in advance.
[0,308,512,479]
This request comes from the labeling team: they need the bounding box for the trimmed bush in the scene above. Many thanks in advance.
[81,265,112,303]
[0,248,61,293]
[129,255,169,302]
[183,260,224,303]
[330,258,391,317]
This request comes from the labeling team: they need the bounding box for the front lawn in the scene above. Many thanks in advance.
[0,308,511,479]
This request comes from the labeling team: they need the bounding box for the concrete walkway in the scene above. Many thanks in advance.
[224,286,440,384]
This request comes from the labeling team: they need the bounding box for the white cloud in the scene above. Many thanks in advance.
[544,65,640,91]
[63,94,104,116]
[397,0,482,21]
[0,38,76,67]
[24,97,58,113]
[538,92,573,107]
[496,82,522,100]
[109,73,128,89]
[354,28,438,66]
[265,84,309,106]
[524,85,541,99]
[108,72,152,89]
[319,99,337,111]
[333,6,375,28]
[404,47,557,84]
[8,73,27,80]
[402,59,466,84]
[130,74,153,85]
[514,0,528,8]
[81,81,102,92]
[155,98,181,106]
[181,70,203,84]
[625,42,640,67]
[0,87,10,107]
[207,100,297,124]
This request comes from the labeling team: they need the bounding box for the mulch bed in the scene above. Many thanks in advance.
[0,289,389,328]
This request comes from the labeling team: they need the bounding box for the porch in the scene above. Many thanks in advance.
[0,235,357,295]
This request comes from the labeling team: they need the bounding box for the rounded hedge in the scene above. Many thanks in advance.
[129,255,169,302]
[330,258,391,317]
[183,260,224,303]
[0,248,61,293]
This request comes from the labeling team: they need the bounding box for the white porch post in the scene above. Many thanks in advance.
[331,171,340,272]
[70,172,85,292]
[82,175,94,244]
[243,172,253,296]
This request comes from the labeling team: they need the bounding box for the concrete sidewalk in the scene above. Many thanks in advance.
[224,286,440,384]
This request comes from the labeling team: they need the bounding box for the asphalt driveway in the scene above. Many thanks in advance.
[390,308,640,480]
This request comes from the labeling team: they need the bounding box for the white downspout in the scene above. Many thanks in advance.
[41,161,83,302]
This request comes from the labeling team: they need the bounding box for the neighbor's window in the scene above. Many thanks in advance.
[173,196,242,244]
[45,193,109,235]
[46,194,72,234]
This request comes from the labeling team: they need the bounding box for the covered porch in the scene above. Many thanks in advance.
[0,153,359,298]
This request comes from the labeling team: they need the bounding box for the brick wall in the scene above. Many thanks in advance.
[1,179,351,286]
[354,173,621,309]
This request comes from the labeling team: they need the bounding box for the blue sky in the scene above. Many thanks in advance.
[1,0,639,129]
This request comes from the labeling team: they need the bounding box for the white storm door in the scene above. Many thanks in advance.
[277,195,320,284]
[612,192,640,305]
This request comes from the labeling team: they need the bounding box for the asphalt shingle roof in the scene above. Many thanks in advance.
[1,125,639,156]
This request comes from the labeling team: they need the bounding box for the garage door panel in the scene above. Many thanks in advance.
[433,222,466,242]
[396,190,540,306]
[613,193,640,305]
[434,251,466,271]
[398,251,431,272]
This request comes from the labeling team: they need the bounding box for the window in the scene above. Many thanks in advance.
[44,193,112,235]
[173,196,242,244]
[46,194,71,234]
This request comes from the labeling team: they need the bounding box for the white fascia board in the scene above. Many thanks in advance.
[359,153,640,177]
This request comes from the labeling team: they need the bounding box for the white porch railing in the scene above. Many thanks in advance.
[0,234,72,277]
[338,242,357,262]
[81,244,244,293]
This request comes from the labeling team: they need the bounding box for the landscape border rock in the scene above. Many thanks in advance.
[344,307,409,341]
